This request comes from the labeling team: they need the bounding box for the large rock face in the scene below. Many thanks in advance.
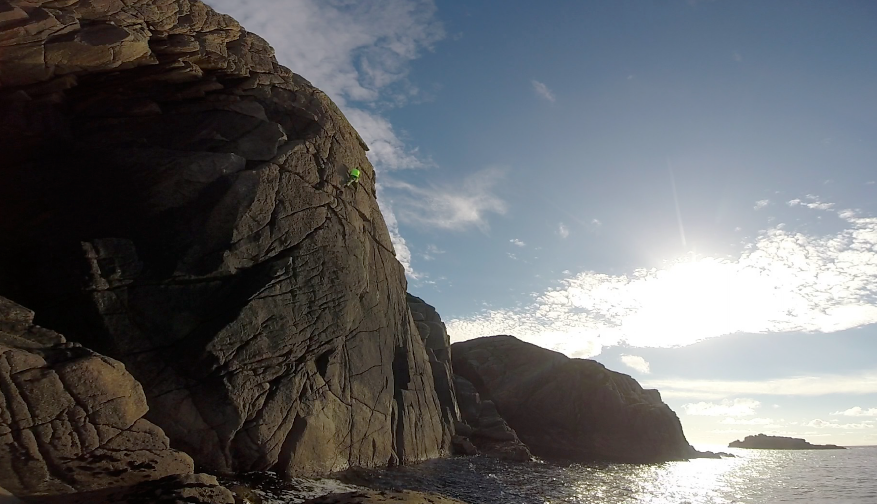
[452,336,695,463]
[0,0,446,477]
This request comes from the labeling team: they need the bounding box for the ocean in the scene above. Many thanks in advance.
[346,445,877,504]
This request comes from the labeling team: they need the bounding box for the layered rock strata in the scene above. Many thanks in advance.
[0,296,233,502]
[452,336,695,463]
[0,0,446,479]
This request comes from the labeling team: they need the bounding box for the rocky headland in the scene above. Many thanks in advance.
[729,434,846,450]
[452,336,696,463]
[1,0,706,502]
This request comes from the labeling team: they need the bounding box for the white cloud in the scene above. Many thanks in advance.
[720,417,775,425]
[683,398,761,417]
[382,168,507,231]
[832,407,877,417]
[620,355,650,374]
[754,199,770,210]
[807,419,874,429]
[343,108,432,170]
[446,198,877,354]
[645,371,877,400]
[557,223,570,239]
[787,195,835,211]
[510,239,526,247]
[531,80,556,103]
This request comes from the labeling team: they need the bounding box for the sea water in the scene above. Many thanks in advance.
[355,445,877,504]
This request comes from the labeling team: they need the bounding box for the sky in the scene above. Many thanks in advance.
[205,0,877,446]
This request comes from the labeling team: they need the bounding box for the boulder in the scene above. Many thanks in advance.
[0,0,447,477]
[450,374,531,461]
[0,296,231,502]
[452,335,695,463]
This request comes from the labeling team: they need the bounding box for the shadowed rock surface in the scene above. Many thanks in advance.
[0,296,232,502]
[452,336,695,463]
[452,374,531,461]
[729,434,846,450]
[0,0,446,479]
[406,295,459,433]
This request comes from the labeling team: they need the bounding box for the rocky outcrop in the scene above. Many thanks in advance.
[406,295,529,461]
[0,296,233,502]
[729,434,845,450]
[452,336,695,463]
[0,0,446,479]
[452,375,531,461]
[406,295,459,434]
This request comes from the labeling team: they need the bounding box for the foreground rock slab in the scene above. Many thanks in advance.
[0,296,204,498]
[452,335,695,463]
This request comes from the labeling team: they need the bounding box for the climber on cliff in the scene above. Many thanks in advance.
[345,167,361,188]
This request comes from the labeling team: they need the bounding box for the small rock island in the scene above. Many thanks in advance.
[729,434,845,450]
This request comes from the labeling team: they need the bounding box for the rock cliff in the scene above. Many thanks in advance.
[452,336,695,463]
[0,0,446,481]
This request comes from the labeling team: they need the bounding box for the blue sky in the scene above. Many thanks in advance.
[207,0,877,446]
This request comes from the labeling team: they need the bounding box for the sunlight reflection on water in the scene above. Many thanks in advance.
[368,446,877,504]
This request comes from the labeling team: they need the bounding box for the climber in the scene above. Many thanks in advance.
[345,167,361,188]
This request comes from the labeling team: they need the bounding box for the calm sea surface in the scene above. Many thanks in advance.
[357,446,877,504]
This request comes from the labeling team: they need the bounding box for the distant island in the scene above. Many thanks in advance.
[729,434,845,450]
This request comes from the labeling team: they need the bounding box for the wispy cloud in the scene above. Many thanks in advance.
[787,195,835,211]
[510,239,526,247]
[620,355,650,374]
[531,80,556,103]
[721,417,776,425]
[557,223,570,239]
[754,199,770,210]
[421,244,445,261]
[807,419,874,429]
[646,371,877,400]
[446,198,877,355]
[832,407,877,417]
[382,168,507,231]
[683,398,761,417]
